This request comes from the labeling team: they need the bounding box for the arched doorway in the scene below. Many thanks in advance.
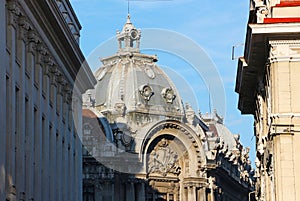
[146,135,183,201]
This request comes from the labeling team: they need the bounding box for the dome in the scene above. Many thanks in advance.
[201,110,238,150]
[90,15,184,122]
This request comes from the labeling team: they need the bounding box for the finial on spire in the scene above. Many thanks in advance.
[126,13,131,24]
[127,0,130,15]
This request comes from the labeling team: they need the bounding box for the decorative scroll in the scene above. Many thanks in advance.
[139,85,154,101]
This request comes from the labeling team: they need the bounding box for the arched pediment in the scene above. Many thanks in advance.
[141,119,207,178]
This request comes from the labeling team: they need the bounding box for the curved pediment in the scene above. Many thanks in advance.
[141,119,207,178]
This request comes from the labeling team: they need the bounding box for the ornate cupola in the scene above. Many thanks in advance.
[85,14,184,128]
[116,14,141,53]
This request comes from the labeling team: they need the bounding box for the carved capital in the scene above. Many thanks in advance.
[42,56,54,78]
[56,72,68,95]
[26,31,42,54]
[35,44,47,65]
[7,0,22,16]
[7,0,22,27]
[49,65,59,86]
[37,44,47,55]
[18,16,31,32]
[63,83,72,103]
[27,30,40,44]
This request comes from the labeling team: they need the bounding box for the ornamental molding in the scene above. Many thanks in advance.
[144,66,155,79]
[138,84,154,101]
[143,120,205,173]
[251,0,279,23]
[270,40,300,46]
[18,16,31,32]
[6,0,73,95]
[269,40,300,61]
[7,0,22,17]
[161,87,176,104]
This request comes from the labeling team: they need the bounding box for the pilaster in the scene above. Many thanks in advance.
[0,0,6,200]
[267,40,300,201]
[126,181,135,201]
[6,1,20,200]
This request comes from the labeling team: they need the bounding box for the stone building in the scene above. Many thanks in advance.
[235,0,300,200]
[0,0,95,200]
[82,15,254,201]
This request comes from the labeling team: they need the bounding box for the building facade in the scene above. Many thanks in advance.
[82,15,254,201]
[0,0,96,200]
[236,0,300,200]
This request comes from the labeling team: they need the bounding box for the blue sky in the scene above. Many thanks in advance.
[70,0,255,163]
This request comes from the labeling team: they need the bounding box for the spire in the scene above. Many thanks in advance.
[126,14,131,24]
[116,15,141,53]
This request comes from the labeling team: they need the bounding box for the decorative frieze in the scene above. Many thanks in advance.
[269,40,300,61]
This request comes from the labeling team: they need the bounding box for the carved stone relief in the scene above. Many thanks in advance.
[161,87,176,104]
[138,84,154,101]
[144,65,155,79]
[114,102,126,115]
[269,41,300,60]
[148,138,181,176]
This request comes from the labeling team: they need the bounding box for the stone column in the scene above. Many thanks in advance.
[174,192,178,201]
[197,187,206,201]
[41,117,49,201]
[187,186,196,201]
[6,5,18,201]
[0,0,6,199]
[111,182,115,201]
[181,187,187,201]
[136,182,145,201]
[208,177,215,201]
[268,40,300,201]
[126,182,135,201]
[16,17,29,201]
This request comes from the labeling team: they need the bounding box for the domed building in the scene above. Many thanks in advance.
[82,15,254,201]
